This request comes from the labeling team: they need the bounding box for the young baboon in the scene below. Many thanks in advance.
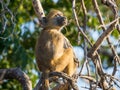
[35,10,78,90]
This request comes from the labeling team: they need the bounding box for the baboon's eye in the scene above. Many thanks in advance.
[55,14,61,17]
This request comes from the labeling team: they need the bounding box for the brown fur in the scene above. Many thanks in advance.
[35,10,78,90]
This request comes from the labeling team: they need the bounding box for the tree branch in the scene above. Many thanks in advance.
[88,18,118,58]
[0,68,32,90]
[91,0,120,64]
[34,71,79,90]
[31,0,45,27]
[72,0,104,76]
[49,71,79,90]
[32,0,45,18]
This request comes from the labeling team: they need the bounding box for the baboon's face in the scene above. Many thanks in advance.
[46,10,67,30]
[53,13,67,26]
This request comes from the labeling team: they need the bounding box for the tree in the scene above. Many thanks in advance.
[0,0,120,90]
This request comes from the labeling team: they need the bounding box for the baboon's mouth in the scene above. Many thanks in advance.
[62,20,67,25]
[57,18,67,26]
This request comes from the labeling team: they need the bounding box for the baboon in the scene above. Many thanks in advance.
[35,10,78,90]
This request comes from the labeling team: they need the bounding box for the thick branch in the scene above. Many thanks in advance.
[32,0,45,27]
[0,68,32,90]
[91,0,120,64]
[34,71,79,90]
[32,0,45,18]
[88,19,117,57]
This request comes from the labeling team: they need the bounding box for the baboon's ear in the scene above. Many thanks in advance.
[39,17,47,27]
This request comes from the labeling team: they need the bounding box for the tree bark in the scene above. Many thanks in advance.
[0,68,32,90]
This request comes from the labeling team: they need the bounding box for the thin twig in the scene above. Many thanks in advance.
[73,0,104,75]
[91,0,120,66]
[72,0,92,47]
[0,1,15,40]
[49,72,79,90]
[91,1,120,83]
